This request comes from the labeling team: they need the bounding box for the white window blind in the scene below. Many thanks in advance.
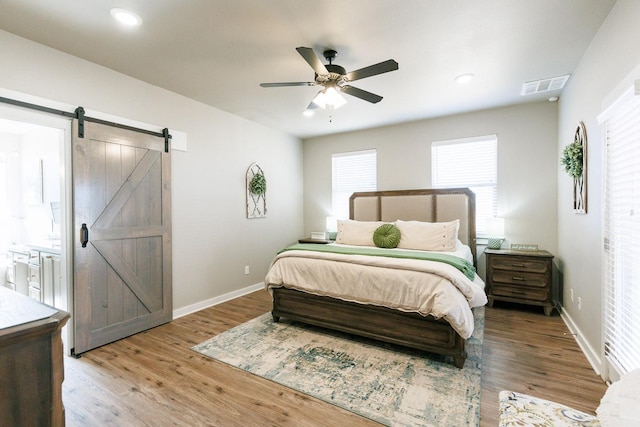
[600,83,640,377]
[332,149,376,219]
[432,135,497,235]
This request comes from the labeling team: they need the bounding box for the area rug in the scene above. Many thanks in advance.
[192,307,483,426]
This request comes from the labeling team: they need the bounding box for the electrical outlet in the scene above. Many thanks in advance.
[570,288,574,302]
[244,265,250,275]
[578,296,582,310]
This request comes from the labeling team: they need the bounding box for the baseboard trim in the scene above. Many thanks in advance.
[173,282,265,319]
[560,306,603,376]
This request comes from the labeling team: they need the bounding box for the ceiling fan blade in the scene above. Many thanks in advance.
[345,59,399,82]
[296,47,329,75]
[341,85,383,103]
[260,82,316,87]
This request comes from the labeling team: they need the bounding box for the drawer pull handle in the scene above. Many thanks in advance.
[511,290,526,295]
[511,263,526,267]
[512,276,526,281]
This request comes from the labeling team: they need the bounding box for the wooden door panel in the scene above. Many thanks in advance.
[93,150,161,229]
[93,238,163,312]
[73,120,171,354]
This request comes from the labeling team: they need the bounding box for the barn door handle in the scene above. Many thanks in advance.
[80,223,89,248]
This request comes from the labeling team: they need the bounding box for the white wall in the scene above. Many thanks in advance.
[0,133,22,252]
[18,128,61,243]
[557,0,640,373]
[303,101,559,278]
[0,30,304,312]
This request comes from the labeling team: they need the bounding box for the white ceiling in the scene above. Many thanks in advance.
[0,0,616,139]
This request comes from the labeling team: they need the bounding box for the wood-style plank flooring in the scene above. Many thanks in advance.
[63,290,607,426]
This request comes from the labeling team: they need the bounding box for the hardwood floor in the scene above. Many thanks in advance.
[63,290,607,426]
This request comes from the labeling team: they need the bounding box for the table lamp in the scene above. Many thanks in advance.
[326,216,338,240]
[487,217,505,249]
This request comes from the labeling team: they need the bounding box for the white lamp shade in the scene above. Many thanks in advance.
[326,216,337,232]
[324,87,347,109]
[311,87,347,110]
[325,216,338,240]
[487,217,505,238]
[311,90,327,109]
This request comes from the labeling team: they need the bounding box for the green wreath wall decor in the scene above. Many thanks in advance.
[561,139,584,179]
[249,172,267,195]
[246,162,267,218]
[563,121,587,214]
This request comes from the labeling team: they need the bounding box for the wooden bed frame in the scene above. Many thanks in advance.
[271,188,477,368]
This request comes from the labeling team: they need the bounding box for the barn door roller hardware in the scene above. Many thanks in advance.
[75,107,85,138]
[0,96,171,150]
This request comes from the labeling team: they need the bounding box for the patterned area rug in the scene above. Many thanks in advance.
[192,307,484,426]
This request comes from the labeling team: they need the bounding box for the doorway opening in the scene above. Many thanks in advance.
[0,108,73,348]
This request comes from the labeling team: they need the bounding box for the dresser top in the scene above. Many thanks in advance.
[0,287,59,330]
[484,248,554,258]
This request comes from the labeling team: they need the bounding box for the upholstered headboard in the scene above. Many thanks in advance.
[349,188,477,266]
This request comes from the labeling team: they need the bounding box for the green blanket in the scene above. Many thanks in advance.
[279,243,476,280]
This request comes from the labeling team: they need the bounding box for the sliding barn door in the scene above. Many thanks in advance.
[72,120,172,354]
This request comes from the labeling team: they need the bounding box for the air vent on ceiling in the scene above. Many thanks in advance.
[521,74,570,96]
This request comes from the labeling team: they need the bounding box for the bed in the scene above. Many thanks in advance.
[265,188,486,368]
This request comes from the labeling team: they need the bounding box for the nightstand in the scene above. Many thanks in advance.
[485,249,556,316]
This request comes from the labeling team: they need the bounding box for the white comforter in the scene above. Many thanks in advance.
[264,244,487,339]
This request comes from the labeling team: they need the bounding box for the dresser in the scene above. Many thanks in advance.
[485,249,556,316]
[0,287,69,426]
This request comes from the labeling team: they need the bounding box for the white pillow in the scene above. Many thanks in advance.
[396,219,459,252]
[335,220,386,247]
[596,368,640,427]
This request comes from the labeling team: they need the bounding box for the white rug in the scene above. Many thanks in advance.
[192,307,483,426]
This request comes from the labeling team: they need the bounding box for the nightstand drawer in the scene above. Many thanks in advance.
[490,270,548,287]
[490,256,549,274]
[492,285,548,302]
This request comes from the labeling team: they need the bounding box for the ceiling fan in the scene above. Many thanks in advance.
[260,47,399,111]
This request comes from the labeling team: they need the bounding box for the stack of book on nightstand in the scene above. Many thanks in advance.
[298,232,330,244]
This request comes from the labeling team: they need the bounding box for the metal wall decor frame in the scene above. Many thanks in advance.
[246,162,267,218]
[573,121,587,214]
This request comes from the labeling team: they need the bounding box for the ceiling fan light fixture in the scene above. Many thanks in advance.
[311,88,346,109]
[110,8,142,26]
[325,87,347,109]
[311,90,327,109]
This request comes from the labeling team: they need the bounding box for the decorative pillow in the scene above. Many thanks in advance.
[596,368,640,426]
[396,219,459,252]
[373,224,401,248]
[335,220,386,246]
[498,390,600,427]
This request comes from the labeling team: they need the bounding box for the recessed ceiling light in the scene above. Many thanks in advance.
[302,109,315,117]
[110,8,142,26]
[455,74,475,84]
[548,96,559,102]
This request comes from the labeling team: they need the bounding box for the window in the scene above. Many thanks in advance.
[431,135,497,236]
[599,82,640,378]
[332,149,376,219]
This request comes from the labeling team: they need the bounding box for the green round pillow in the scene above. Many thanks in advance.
[373,223,401,248]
